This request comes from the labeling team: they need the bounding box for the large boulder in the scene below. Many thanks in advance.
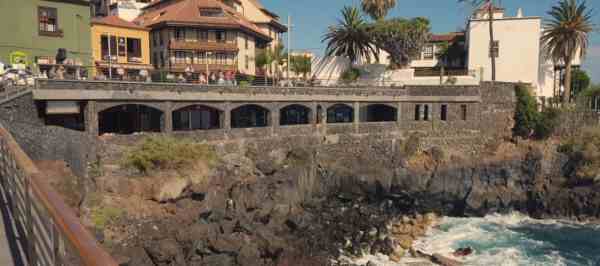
[152,177,191,203]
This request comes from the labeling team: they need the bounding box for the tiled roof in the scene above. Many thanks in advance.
[134,0,271,40]
[430,32,465,42]
[91,15,149,30]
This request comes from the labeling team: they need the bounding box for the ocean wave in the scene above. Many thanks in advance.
[415,212,600,266]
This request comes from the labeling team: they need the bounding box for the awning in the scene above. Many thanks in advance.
[46,101,80,114]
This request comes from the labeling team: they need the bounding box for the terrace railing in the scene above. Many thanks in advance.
[0,124,117,266]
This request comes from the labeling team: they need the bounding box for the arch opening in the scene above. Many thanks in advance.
[231,104,270,128]
[280,104,311,126]
[173,105,222,131]
[99,104,163,135]
[364,104,397,122]
[327,104,354,123]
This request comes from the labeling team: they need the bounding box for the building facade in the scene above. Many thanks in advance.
[91,15,153,80]
[134,0,274,82]
[0,0,92,76]
[466,6,580,99]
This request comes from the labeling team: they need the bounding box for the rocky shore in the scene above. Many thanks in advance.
[57,134,600,266]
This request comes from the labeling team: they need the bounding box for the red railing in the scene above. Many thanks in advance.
[0,124,117,266]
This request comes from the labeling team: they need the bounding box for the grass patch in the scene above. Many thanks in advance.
[121,135,217,174]
[90,206,125,229]
[559,126,600,184]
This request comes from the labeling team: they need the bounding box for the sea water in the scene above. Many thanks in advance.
[413,213,600,266]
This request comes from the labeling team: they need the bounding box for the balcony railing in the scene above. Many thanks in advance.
[414,67,469,77]
[0,123,118,266]
[169,39,238,52]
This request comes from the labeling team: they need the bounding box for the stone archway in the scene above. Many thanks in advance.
[98,104,163,135]
[173,105,223,131]
[280,104,311,126]
[231,104,271,128]
[327,104,354,123]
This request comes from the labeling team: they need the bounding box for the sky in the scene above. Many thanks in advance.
[261,0,600,83]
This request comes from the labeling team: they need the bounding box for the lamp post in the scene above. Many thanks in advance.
[206,51,213,84]
[105,32,112,79]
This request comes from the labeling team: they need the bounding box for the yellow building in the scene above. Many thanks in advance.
[91,15,153,81]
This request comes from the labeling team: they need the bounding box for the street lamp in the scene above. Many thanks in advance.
[206,51,213,84]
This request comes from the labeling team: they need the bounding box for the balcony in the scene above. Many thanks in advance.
[169,40,238,52]
[169,63,236,73]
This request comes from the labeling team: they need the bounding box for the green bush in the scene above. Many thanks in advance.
[121,136,217,173]
[91,206,125,229]
[340,67,360,84]
[513,85,540,138]
[534,107,561,139]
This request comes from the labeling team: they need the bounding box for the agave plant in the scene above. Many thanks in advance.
[541,0,594,103]
[322,6,379,64]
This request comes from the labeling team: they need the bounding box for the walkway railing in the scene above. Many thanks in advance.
[0,84,32,104]
[0,124,117,266]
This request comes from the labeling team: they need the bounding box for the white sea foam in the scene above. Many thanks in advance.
[340,212,599,266]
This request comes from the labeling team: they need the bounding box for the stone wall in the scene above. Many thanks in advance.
[0,93,94,178]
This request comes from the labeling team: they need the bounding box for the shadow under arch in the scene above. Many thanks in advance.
[98,104,163,135]
[231,104,271,128]
[172,104,223,131]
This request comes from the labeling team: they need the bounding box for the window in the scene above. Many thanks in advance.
[127,38,142,60]
[245,55,249,69]
[423,105,429,121]
[489,40,499,58]
[414,104,421,121]
[215,30,226,43]
[153,52,158,67]
[423,44,434,60]
[153,32,158,46]
[441,104,448,121]
[175,28,185,40]
[197,30,208,41]
[245,35,248,49]
[159,31,163,46]
[38,7,59,35]
[461,105,468,120]
[118,37,126,56]
[160,52,164,67]
[100,35,117,60]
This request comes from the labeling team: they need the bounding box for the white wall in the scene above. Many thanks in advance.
[237,33,256,75]
[467,16,542,87]
[110,1,148,22]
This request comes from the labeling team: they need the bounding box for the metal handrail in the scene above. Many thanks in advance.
[0,124,117,266]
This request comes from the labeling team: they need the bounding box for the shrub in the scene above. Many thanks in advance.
[340,67,360,84]
[91,206,125,229]
[121,136,217,173]
[534,107,561,139]
[513,84,539,138]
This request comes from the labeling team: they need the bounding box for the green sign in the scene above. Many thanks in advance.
[9,51,28,65]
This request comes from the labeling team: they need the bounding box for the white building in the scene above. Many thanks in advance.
[109,0,151,22]
[467,6,580,99]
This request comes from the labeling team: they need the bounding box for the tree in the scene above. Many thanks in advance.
[323,6,379,64]
[255,44,286,86]
[290,55,312,80]
[541,0,594,103]
[459,0,499,81]
[435,42,450,84]
[369,17,431,69]
[571,69,591,96]
[361,0,396,21]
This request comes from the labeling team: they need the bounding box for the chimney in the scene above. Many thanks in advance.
[516,8,523,18]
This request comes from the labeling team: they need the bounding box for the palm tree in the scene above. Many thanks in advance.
[323,6,378,64]
[255,44,286,86]
[361,0,396,21]
[541,0,594,103]
[459,0,499,82]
